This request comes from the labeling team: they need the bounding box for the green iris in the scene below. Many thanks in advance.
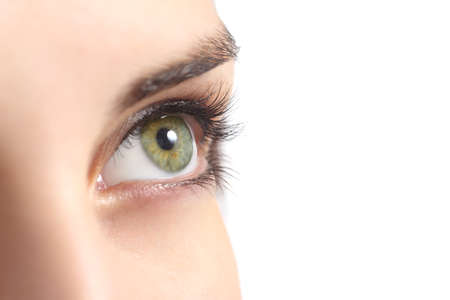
[140,116,193,172]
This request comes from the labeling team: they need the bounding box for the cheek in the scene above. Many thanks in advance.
[98,190,240,299]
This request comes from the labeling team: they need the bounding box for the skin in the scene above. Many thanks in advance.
[0,0,240,299]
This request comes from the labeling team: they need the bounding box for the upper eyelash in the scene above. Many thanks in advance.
[121,91,240,148]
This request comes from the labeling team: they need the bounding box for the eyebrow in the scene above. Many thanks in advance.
[118,26,239,111]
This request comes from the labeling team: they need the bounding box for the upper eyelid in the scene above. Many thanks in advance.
[116,79,234,142]
[119,95,231,149]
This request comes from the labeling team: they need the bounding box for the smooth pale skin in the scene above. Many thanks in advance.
[0,1,240,299]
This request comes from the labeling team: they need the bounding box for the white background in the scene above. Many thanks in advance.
[215,1,450,299]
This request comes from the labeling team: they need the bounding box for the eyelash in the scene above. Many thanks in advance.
[115,91,240,189]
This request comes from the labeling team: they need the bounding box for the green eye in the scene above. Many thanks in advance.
[140,116,193,172]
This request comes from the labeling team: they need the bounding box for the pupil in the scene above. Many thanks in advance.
[156,128,177,150]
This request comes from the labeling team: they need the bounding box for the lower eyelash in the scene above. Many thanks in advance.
[177,142,231,191]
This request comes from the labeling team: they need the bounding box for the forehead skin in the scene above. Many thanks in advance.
[0,0,220,159]
[0,1,240,299]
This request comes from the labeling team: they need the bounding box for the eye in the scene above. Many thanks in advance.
[94,95,239,192]
[100,114,199,186]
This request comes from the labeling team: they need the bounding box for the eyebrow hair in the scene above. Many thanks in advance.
[118,26,239,111]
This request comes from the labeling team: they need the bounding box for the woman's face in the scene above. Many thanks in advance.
[0,0,240,299]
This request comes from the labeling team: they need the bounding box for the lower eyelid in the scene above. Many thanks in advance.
[95,156,212,214]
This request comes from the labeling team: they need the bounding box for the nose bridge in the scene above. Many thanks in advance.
[0,166,108,300]
[0,8,113,298]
